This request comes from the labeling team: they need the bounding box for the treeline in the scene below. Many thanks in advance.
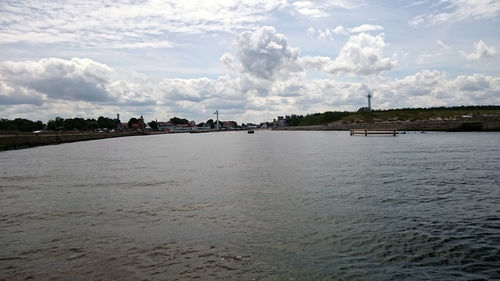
[287,105,500,126]
[287,112,351,126]
[378,105,500,112]
[0,116,119,132]
[0,118,45,132]
[47,117,119,131]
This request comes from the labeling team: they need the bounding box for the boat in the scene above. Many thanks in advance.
[247,130,254,134]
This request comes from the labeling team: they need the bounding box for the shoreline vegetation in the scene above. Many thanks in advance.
[1,106,499,151]
[283,105,500,126]
[276,105,500,132]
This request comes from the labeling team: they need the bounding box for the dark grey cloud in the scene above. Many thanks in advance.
[0,58,115,103]
[28,77,111,102]
[0,93,43,106]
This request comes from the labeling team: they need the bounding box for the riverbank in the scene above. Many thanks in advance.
[0,131,148,151]
[274,118,500,131]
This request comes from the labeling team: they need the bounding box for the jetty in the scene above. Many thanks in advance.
[0,131,144,151]
[350,129,398,136]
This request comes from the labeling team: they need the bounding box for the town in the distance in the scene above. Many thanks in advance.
[1,104,500,136]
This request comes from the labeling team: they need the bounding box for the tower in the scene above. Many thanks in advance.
[367,92,372,110]
[214,109,220,130]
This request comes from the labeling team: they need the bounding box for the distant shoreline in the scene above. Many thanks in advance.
[273,119,500,132]
[2,118,499,151]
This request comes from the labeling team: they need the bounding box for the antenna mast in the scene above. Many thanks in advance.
[214,109,220,130]
[367,92,372,110]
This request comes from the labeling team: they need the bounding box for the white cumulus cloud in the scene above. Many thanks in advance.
[300,33,396,76]
[460,40,498,60]
[224,26,302,81]
[349,24,384,33]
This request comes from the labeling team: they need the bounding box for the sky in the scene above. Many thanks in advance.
[0,0,499,124]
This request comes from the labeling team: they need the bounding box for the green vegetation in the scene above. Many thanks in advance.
[205,119,215,128]
[1,116,120,132]
[148,120,159,131]
[287,106,500,126]
[47,116,118,131]
[0,118,44,132]
[169,117,189,125]
[288,111,351,126]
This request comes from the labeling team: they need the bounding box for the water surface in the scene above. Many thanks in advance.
[1,131,499,280]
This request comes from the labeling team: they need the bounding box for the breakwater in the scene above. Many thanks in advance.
[0,131,143,151]
[275,118,500,131]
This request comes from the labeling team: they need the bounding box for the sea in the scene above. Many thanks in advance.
[1,131,499,280]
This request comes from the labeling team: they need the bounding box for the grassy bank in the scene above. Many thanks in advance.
[287,106,500,126]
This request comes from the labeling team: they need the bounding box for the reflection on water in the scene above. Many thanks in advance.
[1,131,499,280]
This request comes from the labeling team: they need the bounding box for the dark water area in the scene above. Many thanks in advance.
[1,131,499,280]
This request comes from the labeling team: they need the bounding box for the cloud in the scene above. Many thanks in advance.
[0,58,162,109]
[416,40,452,65]
[379,70,500,107]
[1,58,498,123]
[225,26,302,81]
[307,24,383,40]
[290,0,359,18]
[409,0,500,26]
[161,78,217,103]
[0,79,44,106]
[408,15,426,27]
[292,1,327,18]
[0,0,287,46]
[300,33,396,75]
[349,24,384,33]
[0,58,114,102]
[306,27,334,40]
[460,40,497,60]
[333,25,348,35]
[1,24,498,124]
[437,40,450,49]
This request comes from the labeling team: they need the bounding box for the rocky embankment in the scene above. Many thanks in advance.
[0,131,144,151]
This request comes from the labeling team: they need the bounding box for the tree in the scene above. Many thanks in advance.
[170,117,189,125]
[47,117,65,131]
[86,118,98,130]
[128,118,138,129]
[97,116,117,129]
[287,114,303,126]
[0,118,45,131]
[148,121,159,131]
[206,119,215,129]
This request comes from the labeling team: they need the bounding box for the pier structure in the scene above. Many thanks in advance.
[350,129,398,136]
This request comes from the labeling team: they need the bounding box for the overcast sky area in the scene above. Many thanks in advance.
[0,0,499,123]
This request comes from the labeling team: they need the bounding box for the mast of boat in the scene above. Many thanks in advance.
[214,109,220,130]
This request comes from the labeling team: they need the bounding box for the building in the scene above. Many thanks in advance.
[157,122,170,132]
[137,115,146,130]
[273,116,286,128]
